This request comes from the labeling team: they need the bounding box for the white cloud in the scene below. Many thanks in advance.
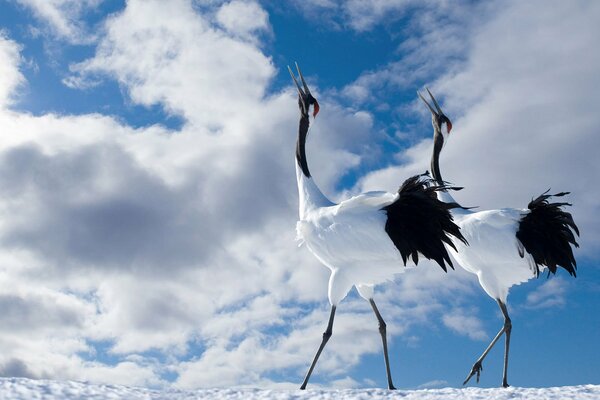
[442,308,486,341]
[216,0,270,40]
[293,0,456,32]
[0,0,401,388]
[525,278,568,310]
[1,0,596,390]
[0,34,24,108]
[418,379,448,389]
[67,0,274,129]
[15,0,102,44]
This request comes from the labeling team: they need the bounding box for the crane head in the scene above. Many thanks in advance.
[288,62,320,118]
[418,88,452,141]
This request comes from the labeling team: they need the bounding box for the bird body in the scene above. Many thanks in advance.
[447,207,535,301]
[296,172,410,304]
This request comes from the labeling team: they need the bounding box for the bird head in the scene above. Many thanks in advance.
[418,88,452,147]
[288,62,320,119]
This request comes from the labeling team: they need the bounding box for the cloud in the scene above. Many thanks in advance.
[14,0,102,44]
[0,359,37,379]
[442,308,487,341]
[525,278,568,310]
[67,0,274,128]
[0,0,596,390]
[216,0,271,41]
[417,379,448,389]
[0,34,24,108]
[0,0,402,388]
[292,0,459,32]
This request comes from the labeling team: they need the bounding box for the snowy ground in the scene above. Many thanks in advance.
[0,379,599,400]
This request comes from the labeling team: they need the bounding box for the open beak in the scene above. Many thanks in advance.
[288,62,320,117]
[426,88,444,116]
[418,90,438,117]
[418,88,451,133]
[288,63,305,97]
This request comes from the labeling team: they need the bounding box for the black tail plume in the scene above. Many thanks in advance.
[516,191,580,277]
[382,174,468,272]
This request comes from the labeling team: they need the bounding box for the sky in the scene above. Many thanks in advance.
[0,0,598,391]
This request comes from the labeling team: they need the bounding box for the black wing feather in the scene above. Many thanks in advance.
[516,191,580,277]
[382,174,467,272]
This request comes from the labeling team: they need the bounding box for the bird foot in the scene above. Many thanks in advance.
[502,380,510,388]
[463,361,483,385]
[388,384,397,390]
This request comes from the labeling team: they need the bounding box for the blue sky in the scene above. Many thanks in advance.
[0,0,598,390]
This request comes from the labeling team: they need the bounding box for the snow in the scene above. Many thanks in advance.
[0,378,598,400]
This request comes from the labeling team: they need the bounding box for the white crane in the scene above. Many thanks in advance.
[418,88,580,388]
[289,64,467,390]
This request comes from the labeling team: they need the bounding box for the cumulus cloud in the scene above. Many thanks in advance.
[0,0,405,388]
[216,0,271,40]
[0,0,595,390]
[66,0,274,128]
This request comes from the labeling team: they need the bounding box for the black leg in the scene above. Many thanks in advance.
[498,300,512,388]
[463,299,511,386]
[300,306,336,390]
[369,299,396,390]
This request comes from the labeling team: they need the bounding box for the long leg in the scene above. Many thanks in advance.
[498,300,512,388]
[300,306,336,390]
[369,299,396,390]
[463,299,511,386]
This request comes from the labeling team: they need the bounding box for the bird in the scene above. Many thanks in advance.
[288,63,467,390]
[418,88,580,388]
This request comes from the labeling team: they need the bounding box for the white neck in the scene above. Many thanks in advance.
[296,162,334,219]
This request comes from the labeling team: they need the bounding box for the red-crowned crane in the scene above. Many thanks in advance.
[289,64,467,390]
[418,88,580,388]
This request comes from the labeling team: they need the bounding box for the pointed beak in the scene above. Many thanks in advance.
[418,90,438,117]
[419,88,452,133]
[288,64,304,96]
[295,62,312,96]
[289,62,319,118]
[426,87,444,116]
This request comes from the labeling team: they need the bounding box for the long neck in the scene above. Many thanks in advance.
[430,130,444,185]
[296,114,333,218]
[297,115,311,178]
[429,128,467,212]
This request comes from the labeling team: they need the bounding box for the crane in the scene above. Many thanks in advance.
[418,88,579,387]
[289,63,467,390]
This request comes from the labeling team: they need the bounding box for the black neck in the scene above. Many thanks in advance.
[430,132,444,185]
[296,114,311,178]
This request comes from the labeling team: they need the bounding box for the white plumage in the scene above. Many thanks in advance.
[296,166,410,305]
[444,207,535,301]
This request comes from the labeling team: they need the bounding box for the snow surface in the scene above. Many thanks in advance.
[0,378,598,400]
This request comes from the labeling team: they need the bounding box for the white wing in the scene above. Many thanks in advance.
[452,208,535,300]
[297,191,407,280]
[335,191,398,212]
